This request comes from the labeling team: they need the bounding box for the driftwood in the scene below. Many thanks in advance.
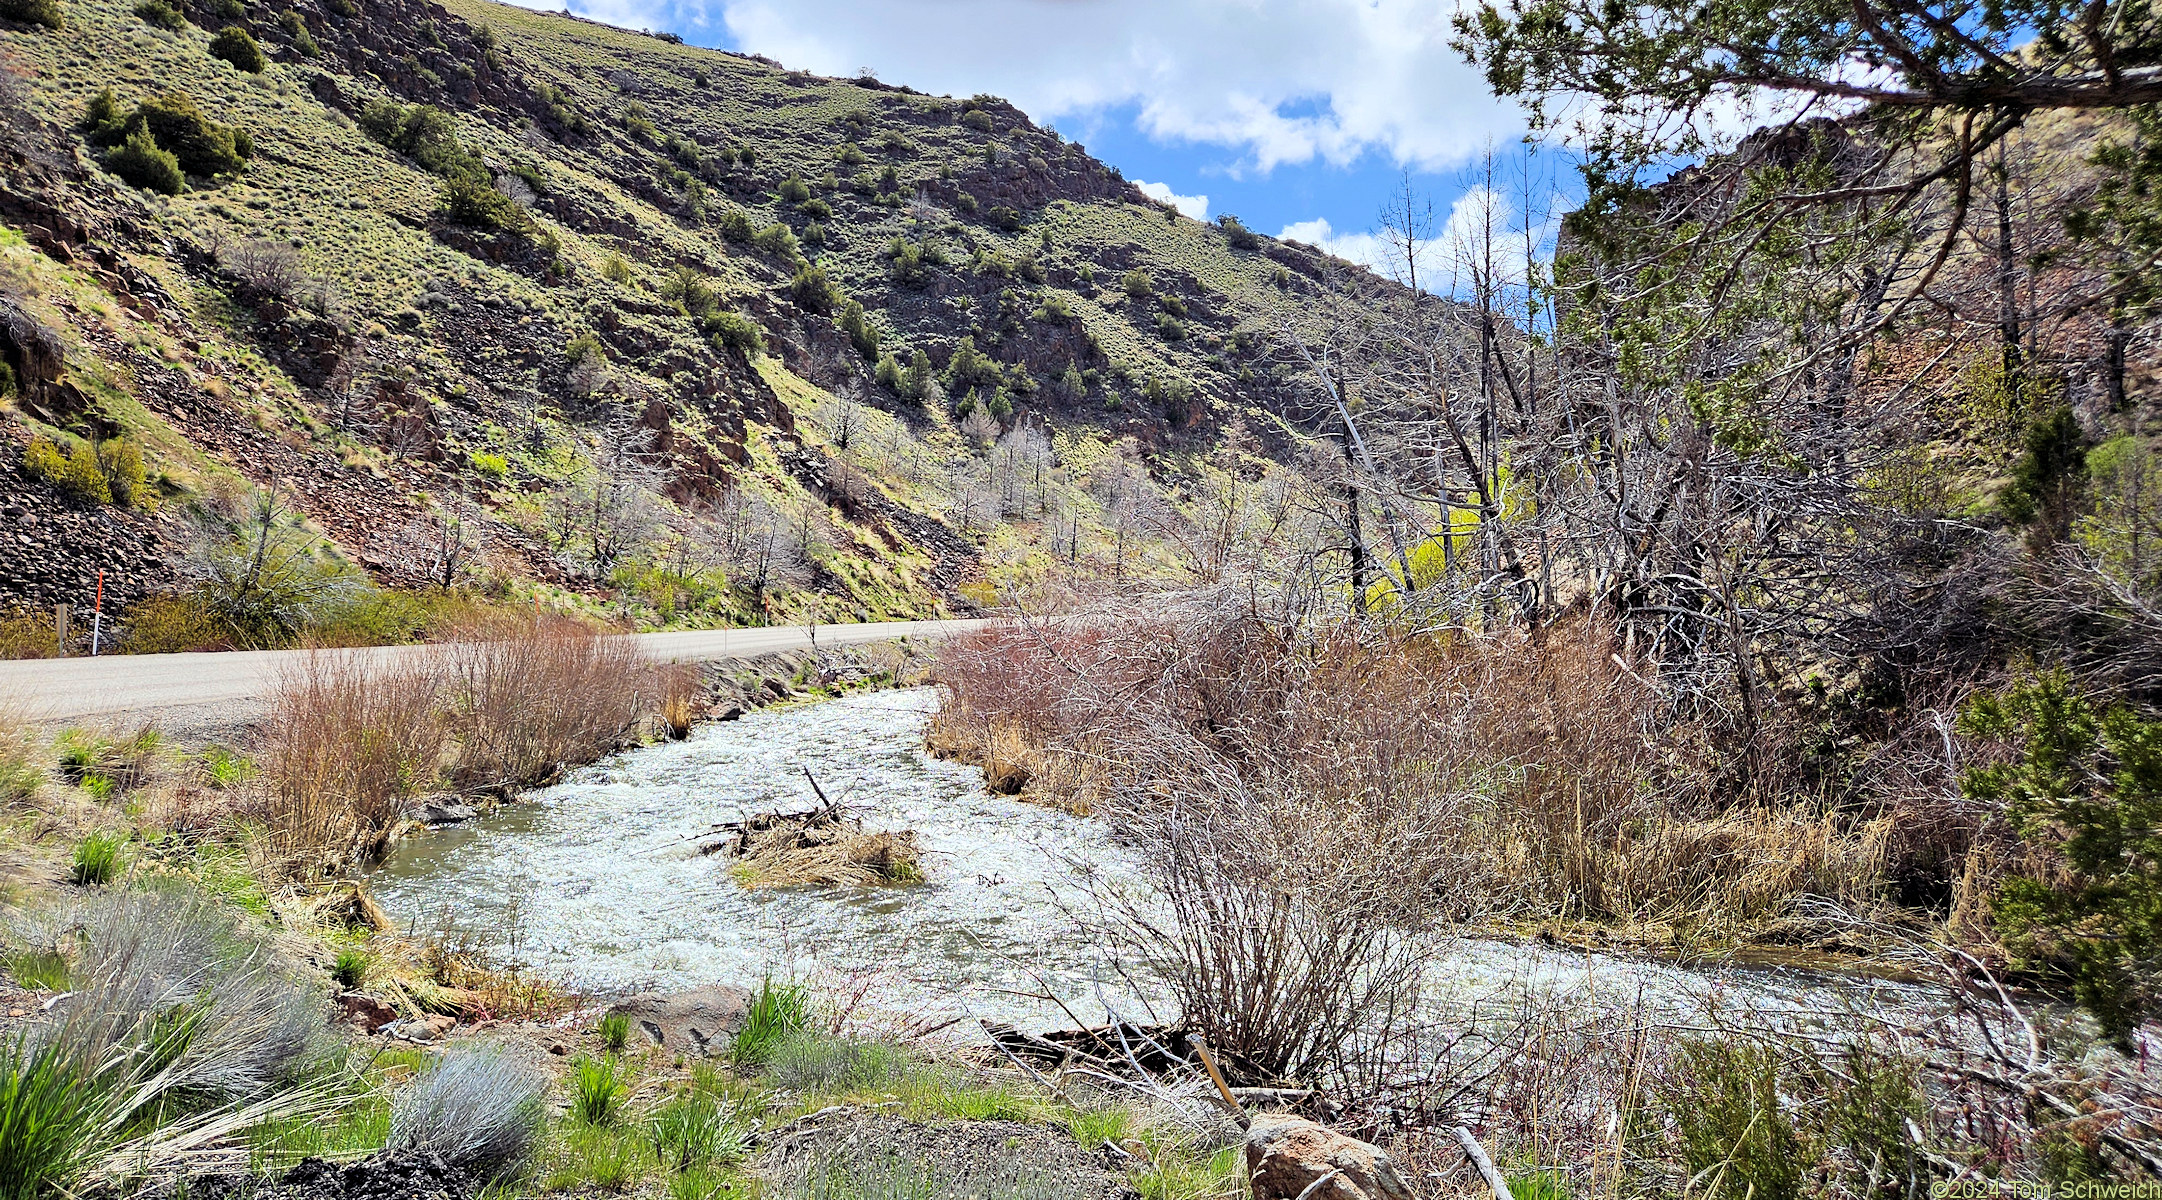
[1451,1127,1515,1200]
[697,768,845,857]
[982,1020,1282,1087]
[697,769,922,887]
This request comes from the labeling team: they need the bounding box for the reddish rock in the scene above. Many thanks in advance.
[338,991,397,1032]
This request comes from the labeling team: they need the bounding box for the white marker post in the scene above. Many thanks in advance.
[90,570,104,657]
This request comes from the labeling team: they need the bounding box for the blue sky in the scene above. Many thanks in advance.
[506,0,1562,285]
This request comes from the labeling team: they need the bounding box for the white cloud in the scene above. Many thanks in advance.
[621,0,1525,174]
[1277,217,1386,272]
[1282,186,1557,292]
[1135,181,1209,221]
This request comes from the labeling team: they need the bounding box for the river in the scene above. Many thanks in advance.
[371,688,1931,1032]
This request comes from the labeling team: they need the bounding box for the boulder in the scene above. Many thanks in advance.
[1245,1114,1411,1200]
[605,984,752,1056]
[338,992,398,1032]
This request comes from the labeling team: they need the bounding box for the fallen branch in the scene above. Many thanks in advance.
[1451,1127,1515,1200]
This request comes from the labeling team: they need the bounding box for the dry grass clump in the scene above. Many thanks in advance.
[933,604,1910,933]
[657,662,701,741]
[717,802,926,888]
[257,650,446,874]
[10,885,335,1099]
[0,704,43,804]
[0,885,335,1193]
[443,616,652,794]
[736,828,924,888]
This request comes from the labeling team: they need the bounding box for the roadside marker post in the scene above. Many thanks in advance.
[90,570,104,656]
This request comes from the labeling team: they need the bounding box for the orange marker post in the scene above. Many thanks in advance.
[90,570,105,656]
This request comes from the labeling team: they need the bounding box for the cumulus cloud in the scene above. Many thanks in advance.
[1281,187,1558,292]
[1135,181,1209,220]
[558,0,1521,174]
[1277,217,1388,272]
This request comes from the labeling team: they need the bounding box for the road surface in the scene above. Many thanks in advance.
[0,619,989,726]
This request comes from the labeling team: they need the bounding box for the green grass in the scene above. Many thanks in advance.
[1505,1169,1573,1200]
[175,842,272,917]
[199,746,254,788]
[0,1034,109,1200]
[731,977,811,1068]
[1,950,70,992]
[68,832,123,886]
[570,1055,629,1126]
[1133,1143,1245,1200]
[598,1011,631,1053]
[331,947,370,989]
[647,1092,749,1172]
[1064,1105,1136,1148]
[547,1123,652,1193]
[52,731,108,780]
[668,1163,741,1200]
[896,1071,1051,1124]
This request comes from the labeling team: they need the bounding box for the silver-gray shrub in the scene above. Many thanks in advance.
[760,1033,914,1093]
[390,1046,547,1180]
[18,884,332,1101]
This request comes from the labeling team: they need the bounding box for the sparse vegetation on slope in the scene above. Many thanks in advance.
[0,0,1359,640]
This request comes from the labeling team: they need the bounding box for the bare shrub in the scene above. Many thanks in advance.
[219,238,305,299]
[443,618,651,793]
[259,650,446,873]
[934,602,1900,931]
[390,1046,546,1181]
[1097,783,1454,1089]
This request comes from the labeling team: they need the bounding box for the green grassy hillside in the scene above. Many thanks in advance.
[0,0,1342,638]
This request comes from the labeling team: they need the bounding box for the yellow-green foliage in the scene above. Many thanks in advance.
[99,438,146,507]
[24,435,110,505]
[2079,435,2162,597]
[120,594,230,653]
[21,434,66,485]
[22,434,150,508]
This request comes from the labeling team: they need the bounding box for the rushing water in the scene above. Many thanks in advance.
[371,689,1139,1026]
[371,687,1930,1031]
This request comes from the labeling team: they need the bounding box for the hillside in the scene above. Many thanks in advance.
[0,0,1346,640]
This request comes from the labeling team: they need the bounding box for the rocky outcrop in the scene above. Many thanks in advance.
[0,460,176,619]
[0,300,87,426]
[1244,1115,1411,1200]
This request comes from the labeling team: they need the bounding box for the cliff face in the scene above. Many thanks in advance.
[0,0,1346,620]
